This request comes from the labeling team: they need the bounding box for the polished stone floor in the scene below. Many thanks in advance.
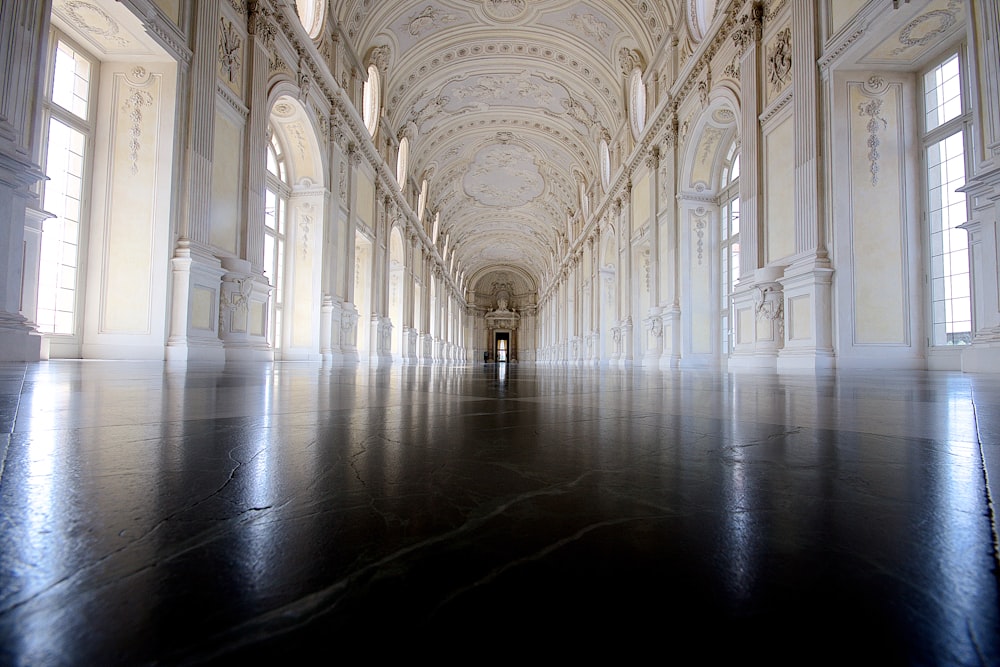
[0,360,998,664]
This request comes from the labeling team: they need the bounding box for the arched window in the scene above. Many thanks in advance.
[720,141,740,355]
[362,64,380,137]
[296,0,325,38]
[264,128,289,350]
[396,135,409,189]
[628,67,646,140]
[690,0,718,42]
[417,177,428,222]
[599,137,611,192]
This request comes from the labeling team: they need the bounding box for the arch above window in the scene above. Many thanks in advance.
[296,0,325,39]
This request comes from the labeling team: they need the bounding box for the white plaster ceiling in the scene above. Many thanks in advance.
[338,0,680,285]
[50,0,167,59]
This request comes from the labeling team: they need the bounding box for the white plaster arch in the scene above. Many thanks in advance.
[679,96,740,197]
[267,87,327,186]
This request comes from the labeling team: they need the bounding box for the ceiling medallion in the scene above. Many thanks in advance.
[483,0,528,22]
[272,101,296,118]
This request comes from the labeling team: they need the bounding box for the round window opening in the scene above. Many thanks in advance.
[296,0,325,38]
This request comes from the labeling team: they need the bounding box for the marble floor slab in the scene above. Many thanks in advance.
[0,360,998,664]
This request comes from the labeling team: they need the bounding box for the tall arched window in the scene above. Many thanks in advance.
[599,137,611,192]
[264,128,289,350]
[720,141,740,355]
[396,135,409,189]
[628,67,646,140]
[362,64,380,137]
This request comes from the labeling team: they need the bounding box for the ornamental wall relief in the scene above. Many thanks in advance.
[766,27,791,96]
[218,17,242,90]
[857,75,889,187]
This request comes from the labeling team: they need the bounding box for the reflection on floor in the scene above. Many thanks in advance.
[0,360,998,663]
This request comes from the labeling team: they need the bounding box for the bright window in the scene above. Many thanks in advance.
[396,135,409,188]
[295,0,325,38]
[363,64,380,137]
[265,129,289,349]
[720,143,740,355]
[37,35,95,335]
[923,53,971,346]
[628,67,646,140]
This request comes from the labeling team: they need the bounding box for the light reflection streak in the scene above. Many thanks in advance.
[234,368,278,596]
[17,373,68,662]
[722,373,756,603]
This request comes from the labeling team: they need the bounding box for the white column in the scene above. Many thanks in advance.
[778,0,835,371]
[0,1,49,360]
[961,0,1000,372]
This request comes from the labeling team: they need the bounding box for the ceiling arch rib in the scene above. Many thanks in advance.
[334,0,680,288]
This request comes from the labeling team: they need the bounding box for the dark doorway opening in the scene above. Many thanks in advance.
[495,332,509,362]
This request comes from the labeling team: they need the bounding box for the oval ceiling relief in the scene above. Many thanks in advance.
[463,143,544,208]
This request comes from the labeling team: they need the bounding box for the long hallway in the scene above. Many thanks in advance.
[1,360,999,663]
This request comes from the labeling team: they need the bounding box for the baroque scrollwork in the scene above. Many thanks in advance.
[767,27,791,91]
[754,285,785,336]
[732,2,764,54]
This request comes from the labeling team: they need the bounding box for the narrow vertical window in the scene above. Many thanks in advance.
[628,67,646,141]
[720,143,740,355]
[923,52,971,346]
[363,64,380,137]
[396,135,409,189]
[37,35,96,336]
[265,129,289,350]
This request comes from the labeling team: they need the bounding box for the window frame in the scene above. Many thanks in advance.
[264,128,290,350]
[719,142,740,357]
[36,29,99,338]
[921,46,974,348]
[362,64,381,137]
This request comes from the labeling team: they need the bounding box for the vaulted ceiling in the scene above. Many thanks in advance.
[336,0,682,288]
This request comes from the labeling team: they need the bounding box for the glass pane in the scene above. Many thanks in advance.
[731,243,740,289]
[51,41,92,121]
[264,189,277,230]
[38,117,86,335]
[924,53,961,132]
[926,130,970,345]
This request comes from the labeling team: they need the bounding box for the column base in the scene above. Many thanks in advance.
[777,349,837,372]
[962,338,1000,373]
[0,321,42,362]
